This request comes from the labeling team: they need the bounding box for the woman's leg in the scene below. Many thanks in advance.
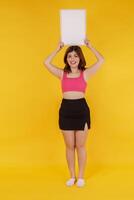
[61,130,76,178]
[75,122,89,179]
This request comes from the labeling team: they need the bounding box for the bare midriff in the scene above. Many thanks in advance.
[62,91,85,99]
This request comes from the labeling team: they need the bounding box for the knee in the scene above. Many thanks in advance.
[66,144,75,150]
[76,143,85,150]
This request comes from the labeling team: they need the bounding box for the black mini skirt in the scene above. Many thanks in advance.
[58,98,91,131]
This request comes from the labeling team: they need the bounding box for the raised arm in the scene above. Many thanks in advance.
[84,38,105,79]
[43,41,64,79]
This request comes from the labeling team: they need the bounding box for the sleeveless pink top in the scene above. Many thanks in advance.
[61,70,87,93]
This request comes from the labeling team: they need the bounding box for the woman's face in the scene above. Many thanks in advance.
[66,51,80,68]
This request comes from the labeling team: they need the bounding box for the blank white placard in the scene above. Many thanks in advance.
[60,9,86,45]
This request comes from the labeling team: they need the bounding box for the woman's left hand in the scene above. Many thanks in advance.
[84,38,92,48]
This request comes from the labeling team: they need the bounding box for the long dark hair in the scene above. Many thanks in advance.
[63,45,87,73]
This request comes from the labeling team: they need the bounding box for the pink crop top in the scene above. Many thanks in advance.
[61,70,87,93]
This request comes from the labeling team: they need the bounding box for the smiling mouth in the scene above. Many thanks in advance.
[70,62,77,64]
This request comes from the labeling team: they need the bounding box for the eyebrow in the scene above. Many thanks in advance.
[68,53,78,56]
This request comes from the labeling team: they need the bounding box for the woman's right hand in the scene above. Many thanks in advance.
[56,41,64,52]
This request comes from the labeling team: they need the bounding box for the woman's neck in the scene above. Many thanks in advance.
[70,68,80,74]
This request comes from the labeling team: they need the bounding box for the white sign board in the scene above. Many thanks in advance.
[60,9,86,45]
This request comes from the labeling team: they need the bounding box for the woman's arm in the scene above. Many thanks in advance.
[43,41,64,79]
[84,38,104,78]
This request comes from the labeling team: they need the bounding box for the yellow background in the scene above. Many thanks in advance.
[1,0,134,199]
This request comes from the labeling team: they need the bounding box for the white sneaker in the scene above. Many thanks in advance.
[76,178,85,187]
[66,178,76,186]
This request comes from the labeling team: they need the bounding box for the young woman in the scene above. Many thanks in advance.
[43,38,104,187]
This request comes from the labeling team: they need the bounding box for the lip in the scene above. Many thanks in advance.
[70,62,77,64]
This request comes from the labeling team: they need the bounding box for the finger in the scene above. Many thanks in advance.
[84,38,86,43]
